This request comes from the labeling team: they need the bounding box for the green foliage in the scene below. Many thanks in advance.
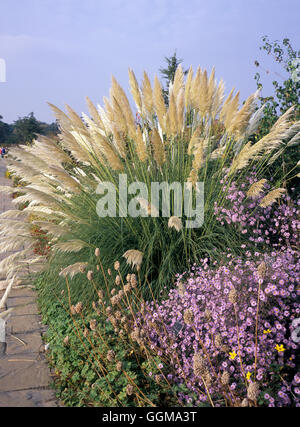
[254,36,300,192]
[254,36,300,121]
[12,113,44,144]
[0,112,58,145]
[159,50,188,104]
[35,273,179,407]
[0,114,12,144]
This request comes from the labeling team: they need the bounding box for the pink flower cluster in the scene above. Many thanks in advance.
[214,173,300,250]
[136,249,300,406]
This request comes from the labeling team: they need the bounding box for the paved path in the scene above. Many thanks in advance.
[0,161,59,407]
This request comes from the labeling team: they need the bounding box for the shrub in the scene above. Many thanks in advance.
[133,249,300,406]
[214,171,300,250]
[254,36,300,193]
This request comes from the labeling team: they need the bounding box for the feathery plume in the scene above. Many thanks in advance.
[111,122,126,158]
[184,309,194,325]
[167,92,178,136]
[239,106,296,169]
[33,221,70,238]
[111,76,136,138]
[59,262,88,279]
[142,71,153,116]
[247,382,260,401]
[59,129,92,164]
[193,352,206,376]
[176,87,185,133]
[12,187,64,210]
[191,66,201,110]
[172,65,185,101]
[198,69,209,116]
[153,75,167,131]
[211,79,225,119]
[224,91,240,130]
[87,270,94,281]
[52,239,88,253]
[192,138,205,170]
[65,104,88,132]
[48,166,81,194]
[187,168,198,187]
[168,216,183,232]
[123,249,143,269]
[135,127,148,162]
[128,68,142,113]
[111,95,128,135]
[47,103,71,128]
[227,91,258,136]
[188,127,201,155]
[185,66,193,109]
[103,96,115,123]
[177,281,185,297]
[257,261,267,279]
[0,277,15,310]
[244,103,265,138]
[151,128,165,167]
[259,188,286,208]
[228,287,238,304]
[92,131,124,170]
[219,87,235,122]
[136,197,159,217]
[246,179,267,198]
[86,96,105,129]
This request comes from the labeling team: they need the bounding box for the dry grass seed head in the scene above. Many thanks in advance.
[168,216,183,232]
[247,382,260,401]
[183,309,194,325]
[246,179,267,198]
[123,249,144,270]
[259,188,286,208]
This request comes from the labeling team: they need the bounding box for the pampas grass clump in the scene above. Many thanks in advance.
[1,65,299,298]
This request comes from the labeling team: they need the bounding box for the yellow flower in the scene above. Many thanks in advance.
[263,329,271,334]
[129,350,134,356]
[275,344,285,353]
[246,371,252,381]
[229,350,237,360]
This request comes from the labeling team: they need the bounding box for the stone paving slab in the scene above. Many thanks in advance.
[0,289,59,406]
[0,355,51,391]
[8,314,42,335]
[6,295,36,307]
[0,389,57,407]
[6,331,44,356]
[7,302,39,316]
[5,287,35,299]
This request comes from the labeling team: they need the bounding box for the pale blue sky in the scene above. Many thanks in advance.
[0,0,299,123]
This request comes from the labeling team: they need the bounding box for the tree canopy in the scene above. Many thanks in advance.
[159,51,188,104]
[0,112,58,145]
[254,36,300,134]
